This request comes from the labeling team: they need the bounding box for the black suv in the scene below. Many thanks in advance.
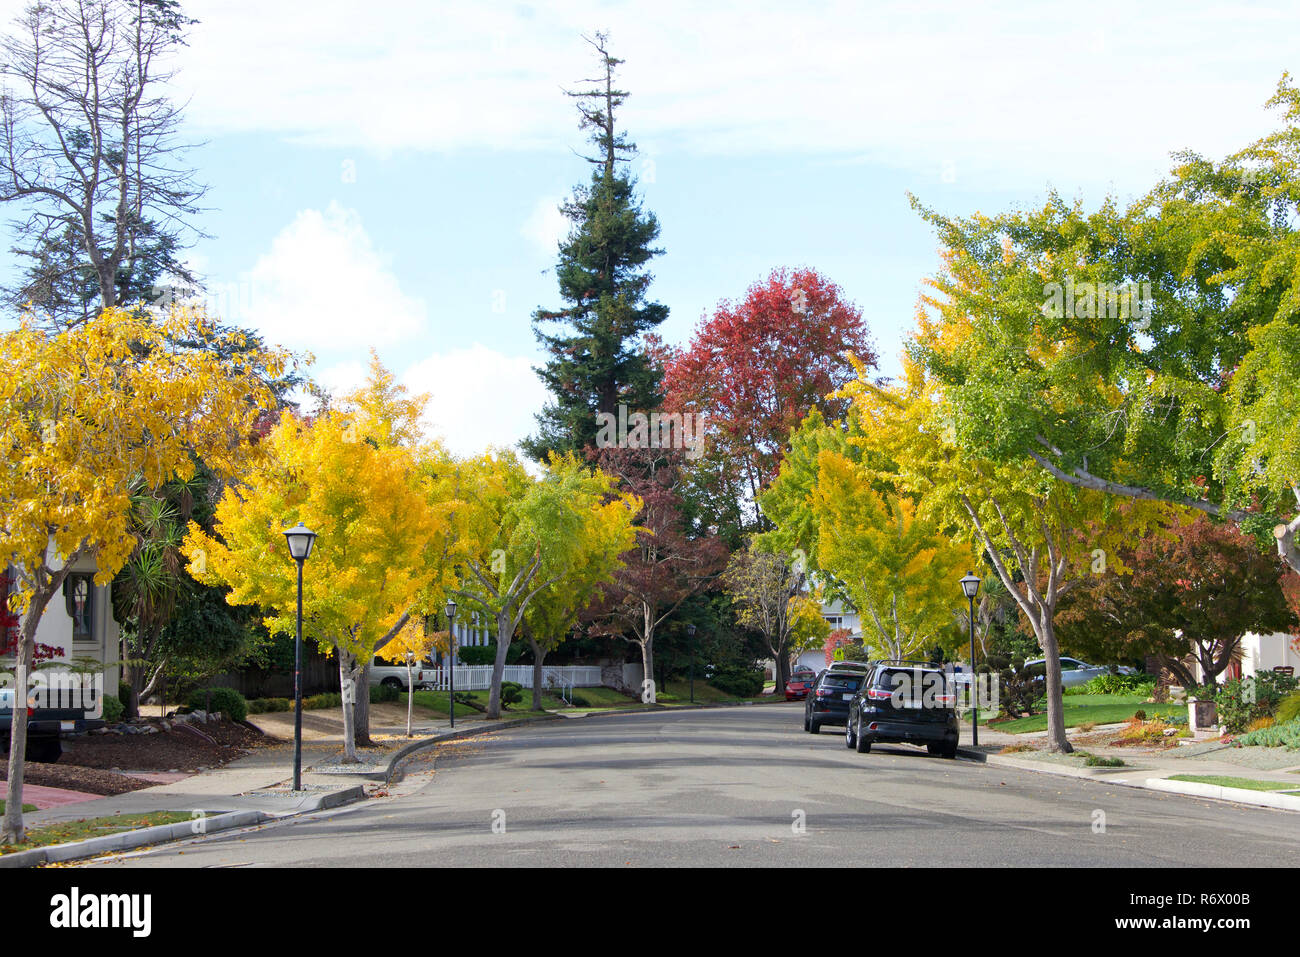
[844,661,959,758]
[803,669,868,733]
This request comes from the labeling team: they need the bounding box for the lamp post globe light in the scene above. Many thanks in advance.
[959,571,981,747]
[445,598,458,729]
[283,523,316,791]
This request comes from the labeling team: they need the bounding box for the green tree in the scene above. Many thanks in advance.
[524,31,667,459]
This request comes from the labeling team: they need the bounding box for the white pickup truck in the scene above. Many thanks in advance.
[368,657,436,692]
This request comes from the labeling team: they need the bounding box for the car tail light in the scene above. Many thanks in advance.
[26,706,34,718]
[936,694,956,707]
[868,722,879,731]
[865,687,892,700]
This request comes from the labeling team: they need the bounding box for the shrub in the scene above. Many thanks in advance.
[247,697,291,714]
[370,682,399,704]
[1084,755,1126,767]
[1132,709,1147,721]
[100,694,124,723]
[304,692,342,710]
[1083,673,1156,696]
[708,666,764,699]
[1277,691,1300,725]
[118,681,132,709]
[499,681,524,709]
[1235,716,1300,749]
[1246,716,1276,733]
[186,687,247,722]
[1213,673,1298,733]
[569,693,590,708]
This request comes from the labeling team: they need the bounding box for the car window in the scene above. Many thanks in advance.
[820,675,863,692]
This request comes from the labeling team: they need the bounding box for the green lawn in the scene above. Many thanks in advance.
[402,688,571,716]
[0,802,37,814]
[0,811,191,854]
[992,694,1183,734]
[1167,774,1300,793]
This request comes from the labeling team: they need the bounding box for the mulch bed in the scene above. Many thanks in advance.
[2,718,271,796]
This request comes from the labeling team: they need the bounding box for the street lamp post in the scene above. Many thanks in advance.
[445,599,458,729]
[283,522,317,792]
[686,624,697,704]
[959,570,982,747]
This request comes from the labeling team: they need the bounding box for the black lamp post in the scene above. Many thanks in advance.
[686,624,697,703]
[959,570,981,747]
[445,598,458,729]
[283,522,316,791]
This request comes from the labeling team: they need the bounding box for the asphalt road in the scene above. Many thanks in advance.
[85,704,1300,867]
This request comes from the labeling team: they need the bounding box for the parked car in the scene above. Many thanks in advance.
[1022,657,1135,689]
[845,661,959,758]
[0,685,104,764]
[804,670,867,733]
[785,668,817,701]
[369,657,436,692]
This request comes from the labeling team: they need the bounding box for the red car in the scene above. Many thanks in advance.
[785,670,818,701]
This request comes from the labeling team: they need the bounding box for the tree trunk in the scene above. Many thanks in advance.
[486,611,512,719]
[640,633,656,703]
[338,651,359,763]
[405,659,414,737]
[1037,614,1072,753]
[2,592,49,844]
[354,657,372,746]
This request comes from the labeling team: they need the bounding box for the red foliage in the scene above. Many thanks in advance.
[824,627,853,665]
[662,267,876,498]
[0,570,65,662]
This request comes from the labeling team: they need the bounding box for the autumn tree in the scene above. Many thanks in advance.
[445,451,640,718]
[899,77,1300,584]
[519,482,640,711]
[835,352,1171,752]
[0,0,203,328]
[722,542,816,690]
[812,450,970,661]
[589,447,727,702]
[1057,516,1297,688]
[525,32,667,459]
[1,305,286,843]
[663,267,876,530]
[186,362,453,761]
[376,621,438,737]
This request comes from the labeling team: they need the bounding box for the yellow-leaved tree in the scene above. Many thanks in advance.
[1,306,290,843]
[375,621,440,737]
[185,358,456,761]
[812,448,970,661]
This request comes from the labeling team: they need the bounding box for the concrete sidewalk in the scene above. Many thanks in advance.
[956,719,1300,809]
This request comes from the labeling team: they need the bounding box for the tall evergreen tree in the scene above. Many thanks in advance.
[524,32,668,460]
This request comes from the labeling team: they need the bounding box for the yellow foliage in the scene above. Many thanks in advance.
[0,306,290,606]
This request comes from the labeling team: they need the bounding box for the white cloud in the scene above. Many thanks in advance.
[403,345,549,457]
[521,196,569,257]
[141,0,1300,189]
[234,202,426,352]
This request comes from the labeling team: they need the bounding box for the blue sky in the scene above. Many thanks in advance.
[3,0,1297,454]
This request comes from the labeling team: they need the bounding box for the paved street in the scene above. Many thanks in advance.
[85,705,1300,867]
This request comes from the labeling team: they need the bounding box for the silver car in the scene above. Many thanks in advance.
[1023,657,1135,688]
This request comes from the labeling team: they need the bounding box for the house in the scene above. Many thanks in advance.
[791,596,863,674]
[2,560,120,701]
[1239,631,1300,680]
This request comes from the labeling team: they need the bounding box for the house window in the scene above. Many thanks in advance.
[63,574,94,642]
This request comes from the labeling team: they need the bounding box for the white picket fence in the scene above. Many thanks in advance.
[419,665,603,692]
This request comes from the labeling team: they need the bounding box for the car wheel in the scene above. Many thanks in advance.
[803,713,810,732]
[927,742,942,755]
[942,739,958,759]
[845,716,856,749]
[854,717,871,753]
[382,677,403,691]
[809,720,821,735]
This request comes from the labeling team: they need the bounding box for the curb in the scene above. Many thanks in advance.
[382,715,563,785]
[0,783,368,869]
[1144,777,1300,811]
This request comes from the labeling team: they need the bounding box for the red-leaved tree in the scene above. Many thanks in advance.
[662,267,876,527]
[586,447,727,702]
